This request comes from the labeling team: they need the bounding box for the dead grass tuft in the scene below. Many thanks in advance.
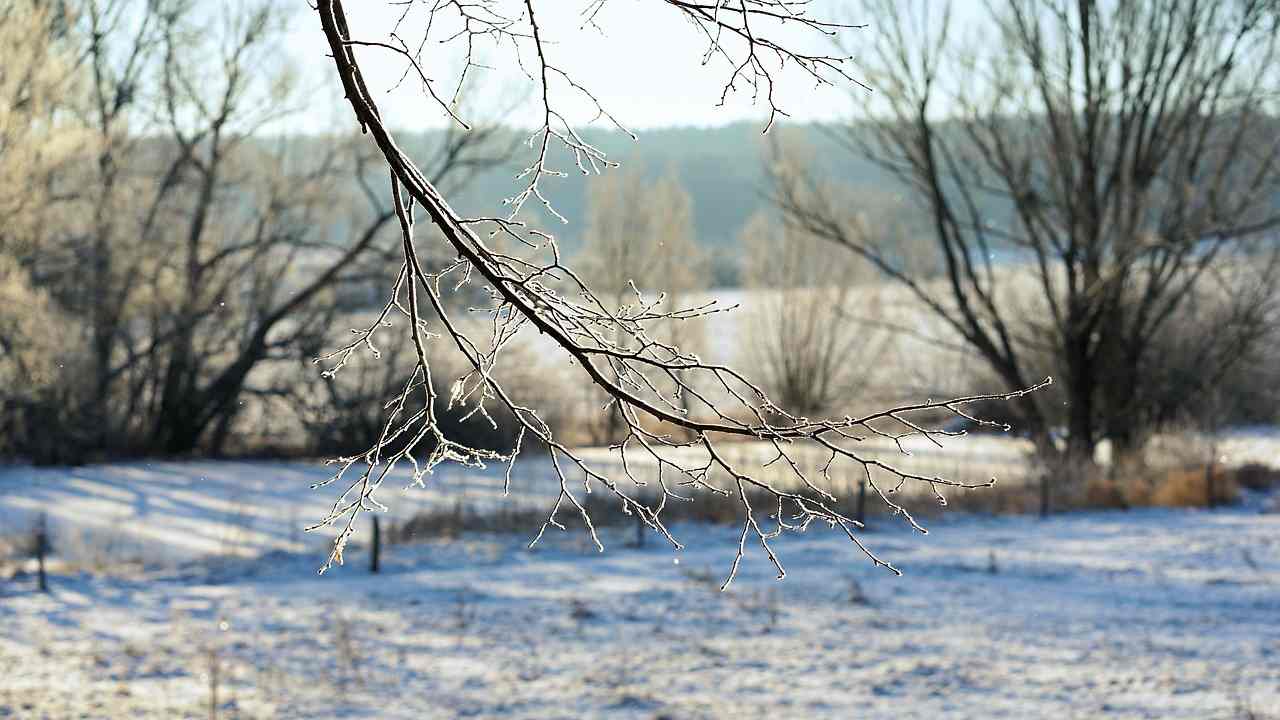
[1148,465,1239,508]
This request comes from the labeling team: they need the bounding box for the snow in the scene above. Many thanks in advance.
[3,456,1280,718]
[0,439,1034,567]
[0,459,558,563]
[4,424,1275,565]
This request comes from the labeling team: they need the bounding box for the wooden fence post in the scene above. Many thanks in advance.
[35,513,49,594]
[1205,460,1217,510]
[370,516,381,574]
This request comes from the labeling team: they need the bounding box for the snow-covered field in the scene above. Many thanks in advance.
[3,459,1279,718]
[4,426,1277,566]
[0,435,1040,567]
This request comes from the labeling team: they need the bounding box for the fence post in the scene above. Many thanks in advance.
[1039,471,1052,519]
[370,515,381,574]
[35,513,49,594]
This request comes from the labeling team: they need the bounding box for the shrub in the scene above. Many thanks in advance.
[1234,464,1280,493]
[1148,465,1238,508]
[0,254,93,464]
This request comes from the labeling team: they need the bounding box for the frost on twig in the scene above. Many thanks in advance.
[306,0,1048,587]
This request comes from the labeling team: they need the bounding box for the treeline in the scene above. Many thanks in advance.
[0,2,899,464]
[0,1,516,462]
[4,0,1279,481]
[347,123,1006,286]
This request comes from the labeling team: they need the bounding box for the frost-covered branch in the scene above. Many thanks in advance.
[308,0,1049,587]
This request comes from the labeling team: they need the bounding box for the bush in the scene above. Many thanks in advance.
[1148,465,1238,508]
[1074,465,1242,510]
[0,254,94,464]
[1082,477,1146,510]
[384,459,1269,546]
[1234,463,1280,492]
[294,322,580,460]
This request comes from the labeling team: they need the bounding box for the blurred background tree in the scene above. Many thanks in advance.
[775,0,1280,494]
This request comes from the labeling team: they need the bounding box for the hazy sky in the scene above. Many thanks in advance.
[283,1,874,133]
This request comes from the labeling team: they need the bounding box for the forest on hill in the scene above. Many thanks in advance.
[391,122,904,285]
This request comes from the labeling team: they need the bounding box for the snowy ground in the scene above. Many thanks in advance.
[3,490,1279,718]
[0,434,1038,567]
[3,426,1277,565]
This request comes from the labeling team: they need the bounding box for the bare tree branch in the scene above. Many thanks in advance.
[309,0,1048,587]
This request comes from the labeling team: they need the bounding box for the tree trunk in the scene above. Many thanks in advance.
[209,408,236,459]
[1205,435,1220,510]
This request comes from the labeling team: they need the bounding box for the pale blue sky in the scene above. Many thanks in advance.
[282,1,877,133]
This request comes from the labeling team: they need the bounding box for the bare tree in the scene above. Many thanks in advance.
[76,0,166,452]
[740,210,886,418]
[578,168,704,320]
[1140,255,1280,440]
[307,0,1047,587]
[576,167,706,441]
[7,1,514,458]
[777,0,1280,472]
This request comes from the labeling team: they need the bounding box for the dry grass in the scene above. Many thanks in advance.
[1082,477,1138,510]
[0,532,26,579]
[385,478,1050,548]
[387,489,784,544]
[388,502,554,543]
[381,456,1278,549]
[1149,465,1239,508]
[0,524,42,583]
[0,531,28,560]
[1080,464,1248,510]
